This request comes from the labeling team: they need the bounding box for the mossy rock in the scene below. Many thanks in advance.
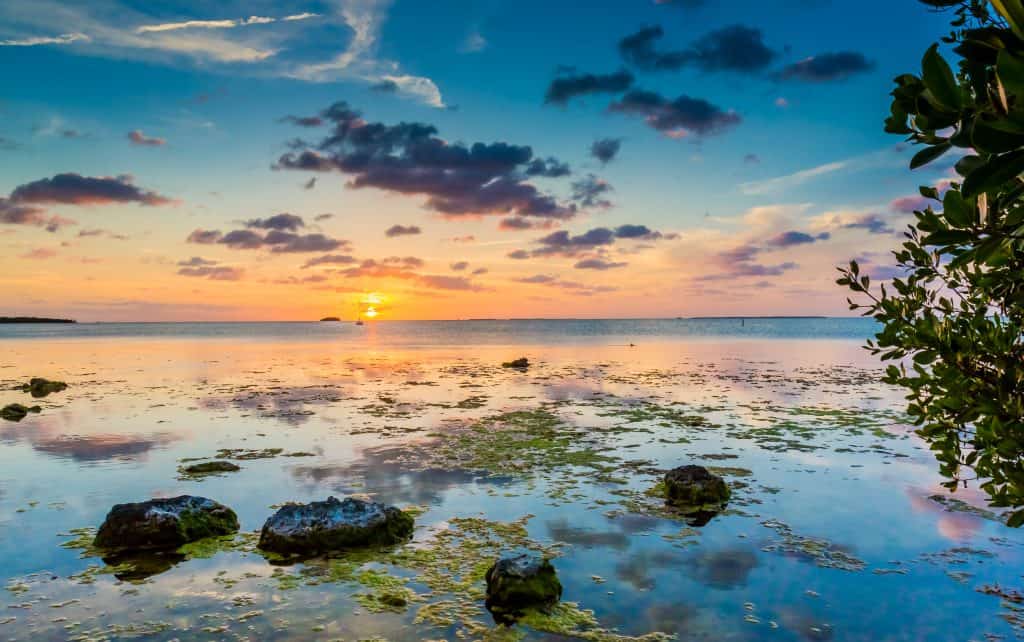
[663,465,730,512]
[93,495,239,551]
[20,378,68,398]
[485,552,562,623]
[502,358,530,369]
[258,496,414,555]
[180,461,241,476]
[1,403,41,422]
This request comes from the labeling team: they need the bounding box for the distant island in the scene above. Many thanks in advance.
[0,317,76,324]
[319,316,341,322]
[687,316,827,320]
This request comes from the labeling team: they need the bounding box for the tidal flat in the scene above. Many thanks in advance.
[0,331,1022,641]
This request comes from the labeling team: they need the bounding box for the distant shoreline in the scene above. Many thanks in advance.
[0,317,76,324]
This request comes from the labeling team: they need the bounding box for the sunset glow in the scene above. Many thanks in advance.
[0,2,952,321]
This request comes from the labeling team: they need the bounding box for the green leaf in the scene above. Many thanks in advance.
[921,44,962,110]
[997,48,1024,97]
[962,149,1024,197]
[942,189,972,227]
[910,143,952,169]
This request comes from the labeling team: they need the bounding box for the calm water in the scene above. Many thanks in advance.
[0,320,1019,641]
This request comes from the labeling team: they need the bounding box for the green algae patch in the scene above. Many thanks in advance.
[177,460,240,480]
[1,403,41,422]
[18,378,68,398]
[760,519,865,572]
[519,602,675,641]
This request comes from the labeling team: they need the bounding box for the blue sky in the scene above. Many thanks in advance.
[0,0,959,320]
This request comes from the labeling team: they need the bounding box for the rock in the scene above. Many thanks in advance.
[1,403,41,422]
[258,496,414,555]
[663,465,730,511]
[502,357,530,369]
[20,378,67,398]
[485,552,562,622]
[181,461,241,476]
[94,495,239,551]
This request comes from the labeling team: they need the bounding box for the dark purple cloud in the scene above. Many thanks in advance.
[385,224,422,237]
[176,257,242,280]
[609,90,741,138]
[765,230,830,247]
[524,224,674,258]
[302,254,358,268]
[187,226,348,253]
[276,101,580,220]
[451,261,469,271]
[9,173,173,206]
[571,175,613,209]
[575,258,628,270]
[590,138,622,164]
[245,213,305,231]
[775,52,875,82]
[544,69,634,105]
[619,25,776,73]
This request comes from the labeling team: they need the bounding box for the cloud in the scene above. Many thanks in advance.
[460,30,487,53]
[336,257,485,291]
[515,273,618,296]
[590,138,622,164]
[450,261,469,271]
[245,213,305,231]
[187,224,348,253]
[574,258,627,270]
[136,13,318,34]
[544,69,634,105]
[10,173,173,206]
[609,90,740,138]
[764,230,830,247]
[0,199,74,232]
[499,217,542,231]
[20,247,57,260]
[775,52,874,82]
[370,79,398,93]
[744,153,760,164]
[619,25,776,73]
[286,1,445,108]
[739,160,846,195]
[187,228,223,244]
[571,174,613,209]
[527,224,672,258]
[385,224,422,237]
[811,211,895,235]
[303,177,317,190]
[0,32,89,47]
[275,101,579,220]
[177,256,217,267]
[177,263,244,280]
[128,129,165,146]
[301,254,358,268]
[507,249,531,259]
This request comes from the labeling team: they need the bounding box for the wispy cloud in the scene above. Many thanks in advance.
[0,32,88,46]
[135,13,318,34]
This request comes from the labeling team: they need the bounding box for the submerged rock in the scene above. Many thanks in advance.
[502,357,530,369]
[1,403,41,422]
[94,495,239,551]
[180,461,241,476]
[258,496,414,555]
[485,552,562,623]
[20,378,68,398]
[664,465,730,511]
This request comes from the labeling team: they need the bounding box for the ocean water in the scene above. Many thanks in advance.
[0,316,879,342]
[0,319,1020,641]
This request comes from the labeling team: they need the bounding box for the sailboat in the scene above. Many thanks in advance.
[354,301,364,326]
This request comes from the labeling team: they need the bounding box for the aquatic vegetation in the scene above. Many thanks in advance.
[18,378,68,398]
[177,460,241,479]
[1,403,40,422]
[93,495,239,550]
[760,519,865,572]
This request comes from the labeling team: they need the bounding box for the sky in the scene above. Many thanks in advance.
[0,0,960,321]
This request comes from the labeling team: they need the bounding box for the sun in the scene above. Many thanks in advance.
[357,292,386,320]
[364,306,379,318]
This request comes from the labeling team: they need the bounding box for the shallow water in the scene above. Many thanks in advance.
[0,321,1020,641]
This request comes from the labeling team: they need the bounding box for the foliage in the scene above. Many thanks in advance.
[837,0,1024,526]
